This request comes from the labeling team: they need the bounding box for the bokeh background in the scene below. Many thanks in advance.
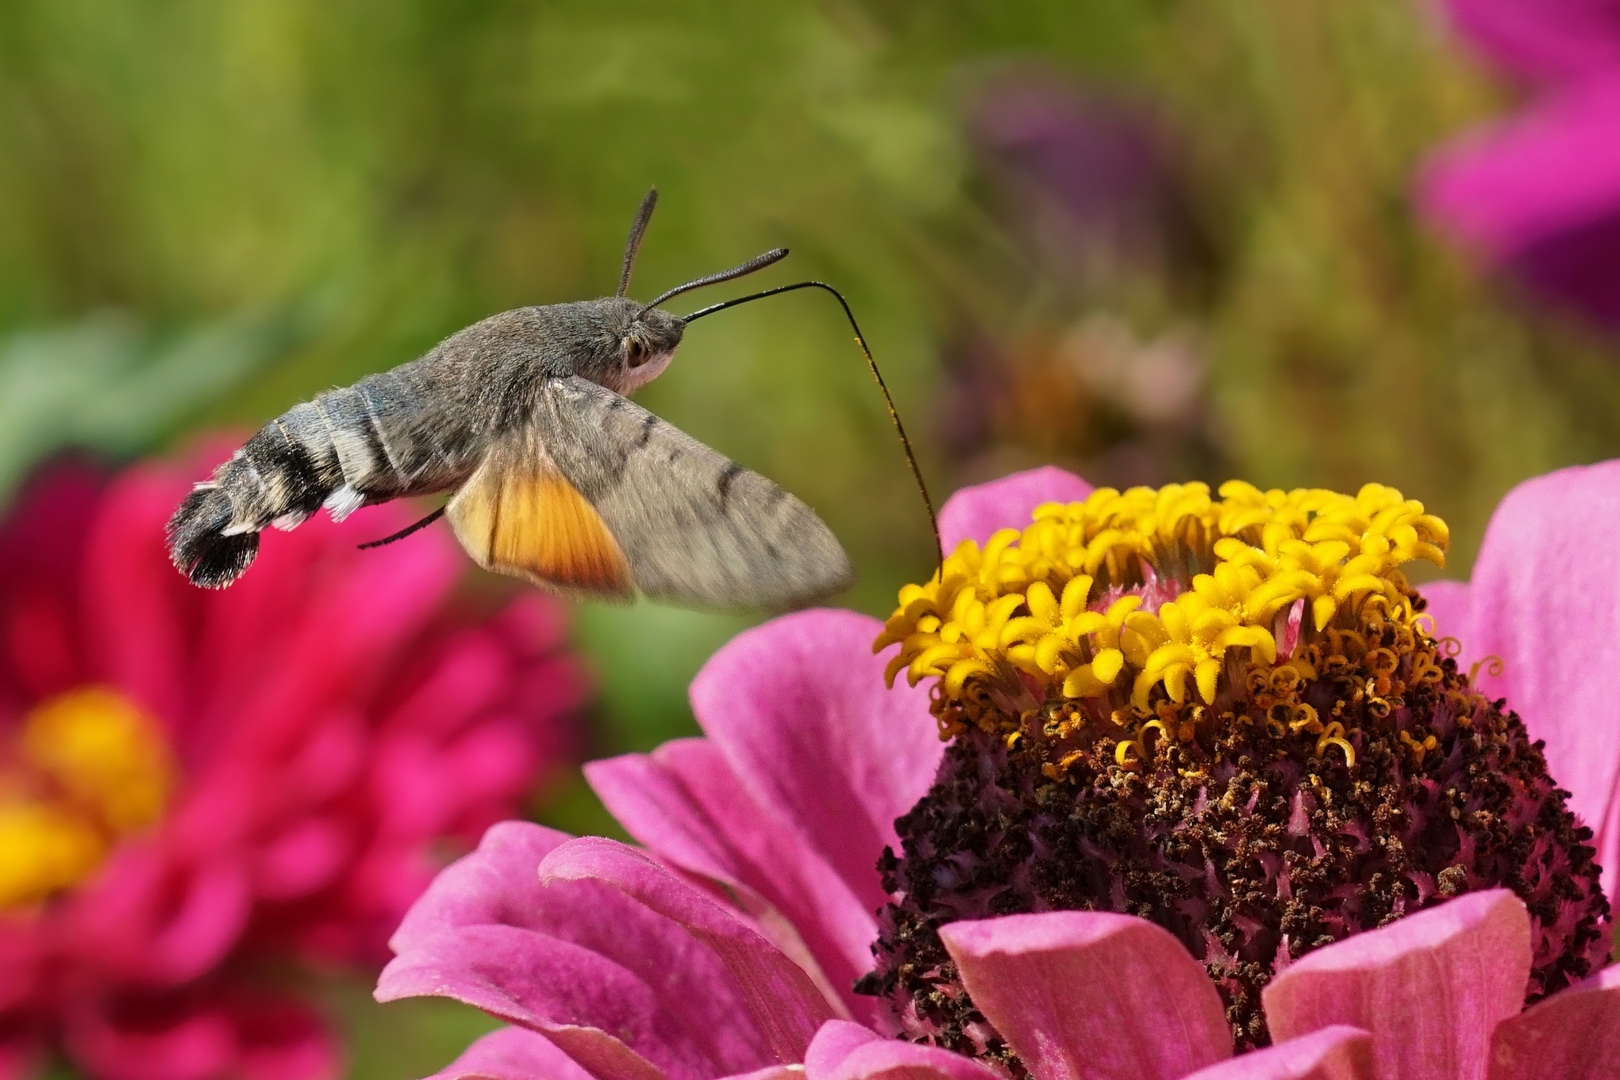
[3,2,1619,1076]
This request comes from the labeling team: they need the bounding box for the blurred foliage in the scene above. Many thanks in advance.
[4,1,1620,1076]
[0,306,315,501]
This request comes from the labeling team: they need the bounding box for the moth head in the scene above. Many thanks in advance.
[611,300,686,395]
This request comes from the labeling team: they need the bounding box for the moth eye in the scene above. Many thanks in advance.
[626,341,650,368]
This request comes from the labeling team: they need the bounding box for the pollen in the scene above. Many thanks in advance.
[876,481,1448,769]
[0,688,174,910]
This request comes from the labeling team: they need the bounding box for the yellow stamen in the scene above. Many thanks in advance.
[879,480,1449,769]
[0,688,174,910]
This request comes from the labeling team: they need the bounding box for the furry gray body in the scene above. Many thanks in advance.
[167,295,855,610]
[238,302,625,522]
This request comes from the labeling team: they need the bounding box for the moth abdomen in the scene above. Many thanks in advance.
[166,475,262,589]
[165,414,332,587]
[165,368,485,587]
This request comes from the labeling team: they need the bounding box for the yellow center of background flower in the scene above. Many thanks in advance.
[877,481,1450,771]
[0,688,174,910]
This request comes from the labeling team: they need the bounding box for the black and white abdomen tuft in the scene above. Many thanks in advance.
[165,374,460,588]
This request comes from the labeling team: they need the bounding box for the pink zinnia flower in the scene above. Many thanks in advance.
[379,466,1618,1080]
[0,454,584,1080]
[1421,0,1620,329]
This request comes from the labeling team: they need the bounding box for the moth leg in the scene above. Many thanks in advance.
[356,506,447,550]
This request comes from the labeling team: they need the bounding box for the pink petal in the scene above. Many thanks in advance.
[1180,1028,1375,1080]
[381,822,785,1080]
[586,739,878,1023]
[804,1020,1004,1080]
[689,609,941,919]
[192,501,461,751]
[424,1028,796,1080]
[1457,459,1620,904]
[716,1069,800,1080]
[227,998,342,1080]
[938,911,1231,1080]
[0,1036,37,1080]
[386,820,569,953]
[538,836,837,1063]
[1421,78,1620,258]
[252,816,352,900]
[937,466,1094,550]
[63,1015,230,1080]
[1486,963,1620,1080]
[1262,890,1531,1080]
[422,1026,596,1080]
[1444,0,1620,84]
[67,853,251,985]
[81,467,189,722]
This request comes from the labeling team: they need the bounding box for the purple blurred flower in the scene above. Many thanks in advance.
[1421,1,1620,329]
[967,71,1207,288]
[379,466,1620,1080]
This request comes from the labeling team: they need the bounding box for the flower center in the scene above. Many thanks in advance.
[865,481,1609,1061]
[877,481,1450,768]
[0,688,174,910]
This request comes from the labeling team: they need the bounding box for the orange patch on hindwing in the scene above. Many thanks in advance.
[448,462,632,597]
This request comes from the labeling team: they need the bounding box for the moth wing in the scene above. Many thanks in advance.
[444,424,635,601]
[535,375,855,611]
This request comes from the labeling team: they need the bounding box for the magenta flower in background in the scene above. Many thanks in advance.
[0,453,584,1080]
[379,466,1620,1080]
[1421,0,1620,329]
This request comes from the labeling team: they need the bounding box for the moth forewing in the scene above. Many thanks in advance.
[537,376,854,611]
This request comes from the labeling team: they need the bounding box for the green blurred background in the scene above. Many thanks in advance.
[4,2,1619,1075]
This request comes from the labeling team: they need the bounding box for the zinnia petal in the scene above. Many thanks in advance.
[380,822,786,1080]
[422,1026,595,1080]
[1262,890,1531,1080]
[538,836,837,1062]
[1454,459,1620,904]
[1485,962,1620,1080]
[804,1020,1003,1080]
[1444,0,1620,84]
[69,853,252,984]
[65,993,340,1080]
[938,911,1231,1080]
[586,739,878,1022]
[1420,77,1620,328]
[937,466,1094,550]
[1180,1027,1375,1080]
[689,609,940,918]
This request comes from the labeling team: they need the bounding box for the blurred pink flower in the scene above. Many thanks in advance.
[0,454,585,1080]
[379,466,1620,1080]
[1421,1,1620,329]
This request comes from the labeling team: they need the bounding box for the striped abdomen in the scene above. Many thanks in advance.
[166,370,483,588]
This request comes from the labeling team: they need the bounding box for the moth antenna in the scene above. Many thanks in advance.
[683,281,942,566]
[617,188,659,297]
[357,506,446,550]
[637,248,789,316]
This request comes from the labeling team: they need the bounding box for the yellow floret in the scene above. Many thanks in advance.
[0,687,175,911]
[878,481,1446,726]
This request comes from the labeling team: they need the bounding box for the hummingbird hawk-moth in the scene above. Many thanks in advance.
[165,190,865,611]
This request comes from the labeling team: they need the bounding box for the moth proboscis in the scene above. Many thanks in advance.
[166,189,938,612]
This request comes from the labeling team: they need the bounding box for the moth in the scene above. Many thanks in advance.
[166,190,859,611]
